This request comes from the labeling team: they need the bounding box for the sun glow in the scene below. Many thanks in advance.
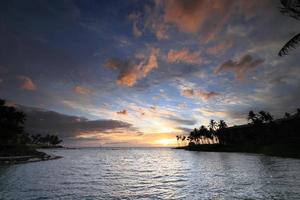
[155,138,177,146]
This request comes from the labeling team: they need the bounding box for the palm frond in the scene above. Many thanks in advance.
[278,33,300,56]
[280,0,300,20]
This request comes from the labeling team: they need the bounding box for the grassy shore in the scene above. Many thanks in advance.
[176,143,300,159]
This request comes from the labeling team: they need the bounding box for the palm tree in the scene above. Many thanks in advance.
[215,120,227,144]
[198,125,208,144]
[285,112,291,118]
[49,135,62,146]
[278,0,300,56]
[217,120,228,130]
[176,135,181,147]
[248,111,257,124]
[258,111,273,123]
[0,99,27,144]
[208,120,217,132]
[181,135,186,146]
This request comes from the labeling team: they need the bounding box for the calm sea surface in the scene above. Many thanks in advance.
[1,148,300,200]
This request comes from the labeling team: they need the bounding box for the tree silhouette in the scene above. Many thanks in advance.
[217,120,228,130]
[285,112,291,118]
[258,111,273,123]
[208,120,217,132]
[0,99,27,144]
[248,111,257,124]
[278,0,300,56]
[176,135,181,147]
[182,107,300,153]
[199,125,209,144]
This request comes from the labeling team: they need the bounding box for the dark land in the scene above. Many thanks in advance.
[176,110,300,159]
[0,99,63,164]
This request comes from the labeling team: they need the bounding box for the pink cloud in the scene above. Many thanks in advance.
[18,76,37,91]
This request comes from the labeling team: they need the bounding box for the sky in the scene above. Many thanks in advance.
[0,0,300,147]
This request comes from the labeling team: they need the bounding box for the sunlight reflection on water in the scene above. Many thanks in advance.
[1,148,300,199]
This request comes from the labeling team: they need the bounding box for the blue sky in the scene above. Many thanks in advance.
[1,0,300,146]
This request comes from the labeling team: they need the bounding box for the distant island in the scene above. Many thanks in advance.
[176,109,300,158]
[0,99,63,164]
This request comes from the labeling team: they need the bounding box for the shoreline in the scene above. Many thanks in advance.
[0,150,62,165]
[175,143,300,159]
[0,146,62,165]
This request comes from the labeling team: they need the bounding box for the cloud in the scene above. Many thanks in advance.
[106,47,159,87]
[20,105,133,138]
[163,0,235,42]
[18,76,37,91]
[215,54,264,80]
[129,0,271,42]
[167,48,202,64]
[74,86,92,95]
[116,109,128,115]
[144,4,169,40]
[128,13,143,37]
[181,88,220,101]
[166,116,197,126]
[207,40,233,55]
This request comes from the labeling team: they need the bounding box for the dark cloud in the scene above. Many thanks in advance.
[19,106,132,138]
[215,54,264,80]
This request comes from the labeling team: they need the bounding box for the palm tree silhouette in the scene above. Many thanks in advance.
[176,135,181,147]
[278,0,300,56]
[248,111,257,124]
[217,120,228,130]
[208,120,217,132]
[285,112,291,118]
[258,111,273,123]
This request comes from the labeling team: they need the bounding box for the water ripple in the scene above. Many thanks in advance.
[1,148,300,199]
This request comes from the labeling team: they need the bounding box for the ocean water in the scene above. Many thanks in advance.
[0,148,300,200]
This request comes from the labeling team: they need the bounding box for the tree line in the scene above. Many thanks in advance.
[177,109,300,147]
[0,99,62,147]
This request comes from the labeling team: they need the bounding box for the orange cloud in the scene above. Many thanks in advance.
[167,48,201,64]
[129,0,271,42]
[116,109,128,115]
[163,0,235,42]
[74,86,92,95]
[18,76,37,91]
[106,47,159,87]
[215,54,264,80]
[181,88,220,101]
